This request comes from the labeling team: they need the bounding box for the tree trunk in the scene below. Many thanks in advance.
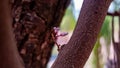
[0,0,24,68]
[12,0,70,68]
[52,0,112,68]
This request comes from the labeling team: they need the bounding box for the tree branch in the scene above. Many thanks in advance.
[112,16,115,43]
[107,11,120,16]
[52,0,112,68]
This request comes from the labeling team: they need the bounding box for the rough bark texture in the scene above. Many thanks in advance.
[52,0,112,68]
[12,0,70,68]
[0,0,24,68]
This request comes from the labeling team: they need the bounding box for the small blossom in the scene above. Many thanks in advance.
[52,27,68,51]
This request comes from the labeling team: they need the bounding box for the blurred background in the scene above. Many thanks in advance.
[47,0,120,68]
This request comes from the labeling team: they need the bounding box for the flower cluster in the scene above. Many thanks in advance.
[52,27,68,51]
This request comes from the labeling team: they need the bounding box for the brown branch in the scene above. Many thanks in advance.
[52,0,112,68]
[107,11,120,16]
[119,10,120,42]
[112,16,115,44]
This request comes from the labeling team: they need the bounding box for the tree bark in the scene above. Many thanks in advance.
[52,0,112,68]
[0,0,24,68]
[12,0,70,68]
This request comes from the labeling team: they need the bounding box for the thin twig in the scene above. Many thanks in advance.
[112,16,115,43]
[107,12,120,16]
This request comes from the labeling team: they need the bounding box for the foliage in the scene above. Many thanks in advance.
[99,16,112,45]
[60,6,76,31]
